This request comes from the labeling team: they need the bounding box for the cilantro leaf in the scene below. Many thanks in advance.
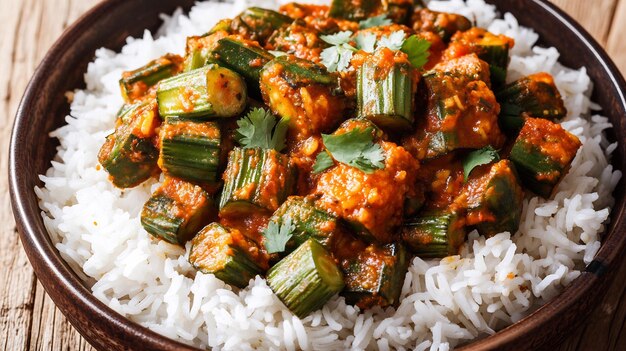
[401,35,431,69]
[320,31,357,72]
[355,32,377,53]
[235,108,289,151]
[336,44,356,72]
[320,30,428,72]
[358,14,392,29]
[320,46,340,71]
[320,43,355,72]
[312,151,334,174]
[462,146,500,181]
[320,31,353,46]
[355,141,386,173]
[263,217,294,254]
[320,127,385,173]
[377,31,406,51]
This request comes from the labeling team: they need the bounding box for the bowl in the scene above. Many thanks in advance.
[9,0,626,350]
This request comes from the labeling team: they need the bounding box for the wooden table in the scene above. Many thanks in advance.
[0,0,624,350]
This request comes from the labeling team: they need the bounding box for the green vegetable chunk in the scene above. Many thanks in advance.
[329,0,381,21]
[268,196,345,254]
[141,177,215,245]
[157,64,247,118]
[115,103,135,119]
[260,55,347,142]
[509,118,581,198]
[404,190,426,219]
[357,53,415,131]
[330,0,412,23]
[341,243,409,308]
[231,7,294,45]
[479,43,510,89]
[267,238,345,318]
[497,73,567,135]
[411,9,472,42]
[384,0,414,24]
[97,100,160,188]
[447,28,514,89]
[211,38,275,97]
[182,34,220,72]
[310,119,403,244]
[209,19,233,35]
[263,55,336,86]
[219,147,295,217]
[119,53,183,102]
[268,20,330,63]
[414,0,427,10]
[189,223,266,288]
[401,212,466,257]
[457,160,525,237]
[159,117,222,183]
[419,54,504,159]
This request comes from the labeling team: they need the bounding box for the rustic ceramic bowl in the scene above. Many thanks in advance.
[9,0,626,350]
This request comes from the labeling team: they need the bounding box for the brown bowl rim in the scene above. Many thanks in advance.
[9,0,626,350]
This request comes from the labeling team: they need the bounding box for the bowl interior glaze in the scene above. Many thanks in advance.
[9,0,626,350]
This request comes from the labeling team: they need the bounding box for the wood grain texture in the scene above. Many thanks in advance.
[549,0,619,46]
[0,0,624,350]
[0,0,46,349]
[0,0,98,350]
[607,0,626,76]
[551,0,626,75]
[30,282,93,351]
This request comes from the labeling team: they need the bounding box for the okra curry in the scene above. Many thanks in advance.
[97,0,581,317]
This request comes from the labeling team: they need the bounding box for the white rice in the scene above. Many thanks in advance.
[35,0,622,349]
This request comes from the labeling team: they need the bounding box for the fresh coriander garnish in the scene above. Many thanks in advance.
[236,108,289,151]
[401,35,431,69]
[320,30,431,72]
[462,146,500,181]
[355,32,377,53]
[320,31,356,73]
[263,217,294,254]
[358,14,392,29]
[312,151,334,173]
[313,127,385,174]
[320,31,353,45]
[377,31,406,51]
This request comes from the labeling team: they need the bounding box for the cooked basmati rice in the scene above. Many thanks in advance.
[35,0,622,349]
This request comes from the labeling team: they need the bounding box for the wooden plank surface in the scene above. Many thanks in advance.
[607,0,626,75]
[550,0,619,46]
[0,1,100,350]
[0,0,624,350]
